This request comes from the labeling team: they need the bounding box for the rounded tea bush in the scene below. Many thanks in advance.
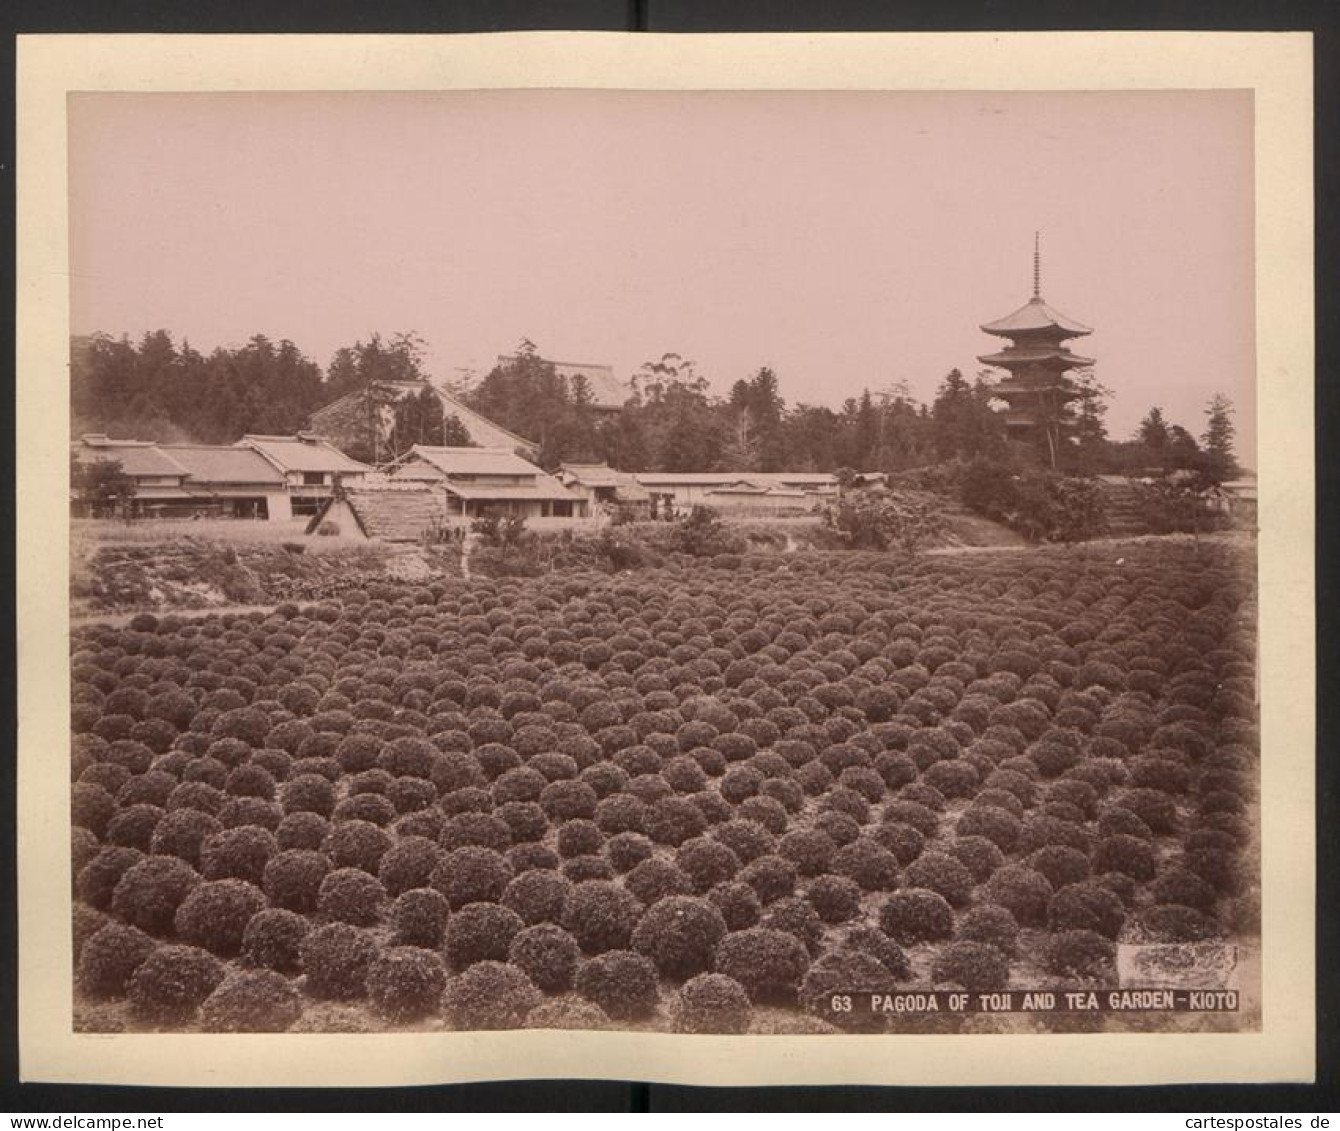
[241,907,309,972]
[954,903,1020,957]
[930,941,1010,991]
[77,846,144,911]
[563,880,642,954]
[903,852,975,907]
[1092,835,1157,882]
[444,903,525,971]
[806,875,863,924]
[830,837,902,892]
[173,879,268,956]
[200,825,277,886]
[631,896,728,980]
[713,928,810,1004]
[949,835,1004,884]
[149,808,222,869]
[300,922,377,999]
[982,865,1053,927]
[280,773,336,818]
[955,806,1022,853]
[778,829,837,877]
[261,849,329,914]
[105,803,164,851]
[675,837,741,894]
[1027,845,1091,890]
[377,837,441,897]
[1151,866,1218,913]
[502,869,572,926]
[391,887,450,948]
[738,854,797,905]
[76,923,155,997]
[199,969,302,1033]
[575,950,661,1021]
[111,855,200,935]
[275,811,330,851]
[431,846,513,911]
[322,820,392,873]
[672,972,751,1034]
[878,889,954,945]
[708,880,762,931]
[367,946,448,1022]
[841,925,912,980]
[317,868,387,927]
[508,923,581,992]
[1045,929,1117,978]
[127,944,224,1024]
[624,857,693,905]
[1047,882,1127,940]
[442,961,540,1030]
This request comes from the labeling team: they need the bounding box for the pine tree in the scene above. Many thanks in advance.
[1202,393,1239,481]
[1138,407,1170,450]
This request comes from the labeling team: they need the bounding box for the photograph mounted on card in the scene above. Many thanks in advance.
[15,31,1314,1087]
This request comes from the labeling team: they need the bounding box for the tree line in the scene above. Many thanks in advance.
[70,329,1240,479]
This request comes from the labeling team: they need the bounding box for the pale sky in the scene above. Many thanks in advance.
[68,89,1256,461]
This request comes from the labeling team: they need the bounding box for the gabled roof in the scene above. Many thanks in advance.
[160,445,286,485]
[307,485,449,542]
[400,445,544,478]
[559,463,639,487]
[74,437,189,479]
[496,355,628,412]
[981,296,1092,338]
[239,434,370,474]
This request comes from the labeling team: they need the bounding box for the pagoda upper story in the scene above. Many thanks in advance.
[978,236,1094,427]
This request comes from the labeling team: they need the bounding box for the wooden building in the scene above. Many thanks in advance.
[388,446,585,520]
[237,433,371,517]
[558,463,652,518]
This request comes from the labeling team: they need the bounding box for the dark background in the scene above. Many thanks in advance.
[1,0,1335,1114]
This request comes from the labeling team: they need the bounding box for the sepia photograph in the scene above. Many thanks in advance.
[16,32,1315,1087]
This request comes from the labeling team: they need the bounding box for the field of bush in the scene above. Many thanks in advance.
[69,537,1258,1034]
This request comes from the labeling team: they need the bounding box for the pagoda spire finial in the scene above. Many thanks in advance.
[1033,230,1042,300]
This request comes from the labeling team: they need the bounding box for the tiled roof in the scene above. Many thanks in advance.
[404,446,544,477]
[980,296,1092,338]
[74,440,188,479]
[160,445,286,485]
[240,434,370,474]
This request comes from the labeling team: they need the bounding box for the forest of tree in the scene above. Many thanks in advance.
[70,330,1242,481]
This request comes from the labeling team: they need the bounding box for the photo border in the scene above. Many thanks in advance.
[16,30,1315,1088]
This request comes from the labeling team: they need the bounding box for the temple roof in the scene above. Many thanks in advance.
[980,296,1092,339]
[977,346,1095,368]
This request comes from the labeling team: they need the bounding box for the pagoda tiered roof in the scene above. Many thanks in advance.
[980,296,1092,339]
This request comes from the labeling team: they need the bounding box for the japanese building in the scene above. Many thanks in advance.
[978,235,1095,466]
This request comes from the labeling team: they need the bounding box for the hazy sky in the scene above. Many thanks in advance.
[68,89,1255,460]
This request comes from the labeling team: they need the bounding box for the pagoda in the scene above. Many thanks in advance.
[978,234,1094,466]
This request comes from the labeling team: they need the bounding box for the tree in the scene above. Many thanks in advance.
[1069,370,1111,473]
[1202,394,1239,482]
[821,491,946,554]
[72,454,136,519]
[1166,424,1201,471]
[1137,407,1170,450]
